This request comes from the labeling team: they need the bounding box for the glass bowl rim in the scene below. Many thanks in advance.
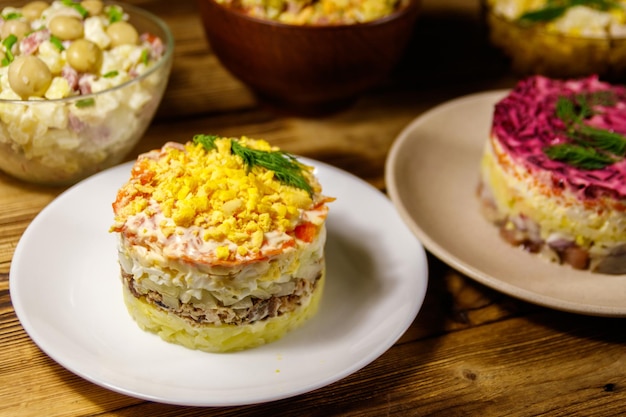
[0,1,174,105]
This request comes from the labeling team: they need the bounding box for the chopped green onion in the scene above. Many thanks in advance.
[3,12,22,20]
[2,34,18,65]
[61,0,88,18]
[76,98,96,108]
[105,5,124,23]
[49,35,65,51]
[140,49,149,65]
[103,70,119,78]
[3,34,18,50]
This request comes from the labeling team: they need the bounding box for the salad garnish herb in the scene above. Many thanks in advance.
[61,0,88,18]
[103,70,119,78]
[1,34,18,66]
[193,134,313,195]
[3,12,22,20]
[140,49,150,65]
[49,35,65,51]
[76,98,96,108]
[105,5,124,23]
[517,0,620,24]
[543,92,626,169]
[543,143,616,170]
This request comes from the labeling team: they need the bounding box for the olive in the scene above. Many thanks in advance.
[21,1,49,22]
[106,21,138,47]
[66,39,102,73]
[80,0,103,16]
[8,55,52,99]
[49,15,84,40]
[1,19,31,40]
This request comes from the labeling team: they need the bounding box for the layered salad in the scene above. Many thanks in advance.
[478,75,626,273]
[111,135,334,352]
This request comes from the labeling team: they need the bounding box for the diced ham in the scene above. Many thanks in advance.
[560,246,590,270]
[20,29,49,55]
[68,113,86,132]
[499,226,525,246]
[78,74,95,95]
[62,65,79,91]
[140,32,165,59]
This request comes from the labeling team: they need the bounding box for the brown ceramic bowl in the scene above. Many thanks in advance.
[196,0,420,114]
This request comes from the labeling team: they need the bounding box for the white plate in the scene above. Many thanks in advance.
[386,90,626,318]
[10,158,428,406]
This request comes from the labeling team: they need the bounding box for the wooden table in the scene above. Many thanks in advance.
[2,1,625,416]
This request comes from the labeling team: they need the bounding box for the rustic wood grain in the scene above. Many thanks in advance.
[1,0,626,416]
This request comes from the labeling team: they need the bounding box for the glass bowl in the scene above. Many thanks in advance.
[0,2,174,186]
[484,2,626,80]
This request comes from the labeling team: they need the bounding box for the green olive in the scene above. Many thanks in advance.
[8,55,52,99]
[49,15,84,40]
[66,39,102,73]
[21,1,49,21]
[106,21,138,47]
[1,19,31,40]
[80,0,103,16]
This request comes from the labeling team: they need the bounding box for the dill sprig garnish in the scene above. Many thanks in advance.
[193,134,313,194]
[543,92,626,169]
[518,0,620,24]
[544,143,616,170]
[555,94,578,124]
[583,125,626,153]
[193,133,219,150]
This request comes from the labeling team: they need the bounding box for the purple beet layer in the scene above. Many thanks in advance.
[492,75,626,200]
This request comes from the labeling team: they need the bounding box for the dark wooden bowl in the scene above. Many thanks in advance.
[196,0,421,115]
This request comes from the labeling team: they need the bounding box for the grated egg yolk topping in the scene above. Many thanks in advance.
[112,137,330,261]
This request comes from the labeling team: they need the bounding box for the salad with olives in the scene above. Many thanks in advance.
[0,0,172,185]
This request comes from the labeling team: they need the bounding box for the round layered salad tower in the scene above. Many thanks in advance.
[111,135,334,352]
[478,75,626,274]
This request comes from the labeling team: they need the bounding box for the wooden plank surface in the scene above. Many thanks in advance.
[1,0,625,416]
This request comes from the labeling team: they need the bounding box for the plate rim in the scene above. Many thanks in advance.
[385,90,626,318]
[9,157,429,406]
